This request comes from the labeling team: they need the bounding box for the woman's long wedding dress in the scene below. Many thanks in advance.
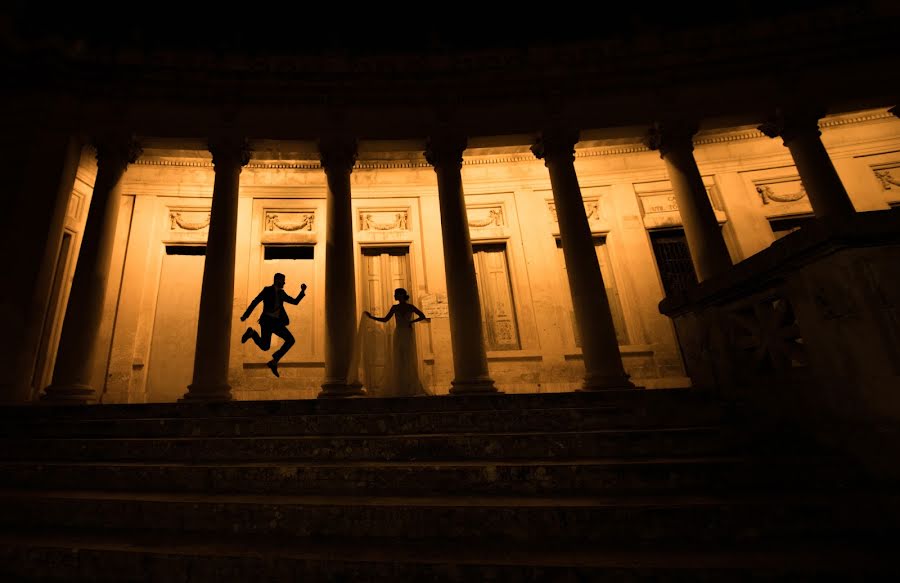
[384,308,427,397]
[349,307,430,397]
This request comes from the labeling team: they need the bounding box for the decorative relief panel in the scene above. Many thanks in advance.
[467,205,505,228]
[634,178,717,216]
[265,211,315,232]
[547,198,604,223]
[358,209,409,231]
[169,208,211,231]
[873,164,900,191]
[755,182,807,205]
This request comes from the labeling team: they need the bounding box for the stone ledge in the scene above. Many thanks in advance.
[660,210,900,316]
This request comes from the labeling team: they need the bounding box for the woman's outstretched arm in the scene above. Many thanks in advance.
[364,305,396,323]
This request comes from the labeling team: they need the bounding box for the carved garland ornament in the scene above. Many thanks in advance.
[468,208,504,228]
[169,211,211,230]
[265,212,314,232]
[755,184,807,205]
[547,200,602,222]
[874,169,899,190]
[360,212,409,231]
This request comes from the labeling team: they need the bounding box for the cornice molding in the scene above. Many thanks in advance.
[136,159,213,168]
[130,110,894,170]
[819,110,894,128]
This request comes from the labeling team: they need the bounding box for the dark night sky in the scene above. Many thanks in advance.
[0,0,869,56]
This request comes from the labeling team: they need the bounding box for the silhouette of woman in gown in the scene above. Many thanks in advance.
[364,288,430,397]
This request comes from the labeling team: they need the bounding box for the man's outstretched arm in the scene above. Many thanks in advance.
[283,283,308,305]
[240,290,265,321]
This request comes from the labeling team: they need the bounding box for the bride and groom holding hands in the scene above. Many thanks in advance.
[240,273,430,395]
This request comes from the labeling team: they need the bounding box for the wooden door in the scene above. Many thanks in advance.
[360,247,411,393]
[473,244,520,351]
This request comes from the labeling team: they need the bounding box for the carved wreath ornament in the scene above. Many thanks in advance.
[548,200,601,222]
[756,184,807,205]
[265,213,314,232]
[468,208,504,228]
[360,212,408,231]
[169,212,211,230]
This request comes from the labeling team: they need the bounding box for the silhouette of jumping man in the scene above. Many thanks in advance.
[240,273,307,377]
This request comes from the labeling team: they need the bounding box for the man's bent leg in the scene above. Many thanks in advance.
[253,321,274,351]
[271,327,296,362]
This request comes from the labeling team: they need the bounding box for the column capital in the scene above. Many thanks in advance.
[758,109,824,144]
[91,135,142,173]
[318,135,358,175]
[531,128,580,165]
[208,137,252,169]
[643,121,698,158]
[424,134,467,170]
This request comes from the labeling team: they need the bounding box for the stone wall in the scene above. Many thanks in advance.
[661,211,900,479]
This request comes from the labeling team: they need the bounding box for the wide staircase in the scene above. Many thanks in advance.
[0,389,897,581]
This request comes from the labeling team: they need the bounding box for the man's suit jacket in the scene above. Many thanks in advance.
[242,285,305,326]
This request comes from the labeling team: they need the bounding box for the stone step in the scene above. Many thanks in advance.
[0,490,894,544]
[1,530,897,583]
[0,389,709,421]
[0,426,749,462]
[0,456,864,497]
[0,405,731,438]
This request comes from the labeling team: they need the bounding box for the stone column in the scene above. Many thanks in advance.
[1,132,82,403]
[42,137,142,403]
[318,136,365,398]
[182,138,250,402]
[532,129,633,391]
[645,122,732,282]
[759,111,856,222]
[425,135,497,394]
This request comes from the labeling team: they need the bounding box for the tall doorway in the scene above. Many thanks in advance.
[146,245,204,402]
[360,247,412,394]
[258,245,316,359]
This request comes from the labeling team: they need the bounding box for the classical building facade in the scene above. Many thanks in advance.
[1,2,898,405]
[9,107,898,404]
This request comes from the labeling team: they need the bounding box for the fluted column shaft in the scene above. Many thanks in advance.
[43,138,141,403]
[182,138,250,402]
[318,137,365,398]
[425,136,497,394]
[760,112,855,222]
[532,130,633,390]
[646,123,732,282]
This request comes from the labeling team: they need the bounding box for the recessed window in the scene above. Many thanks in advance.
[165,245,206,256]
[264,246,315,260]
[649,229,697,297]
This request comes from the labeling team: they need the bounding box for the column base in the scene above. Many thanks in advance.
[449,378,499,395]
[318,381,366,399]
[40,383,95,404]
[581,373,637,391]
[181,384,233,402]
